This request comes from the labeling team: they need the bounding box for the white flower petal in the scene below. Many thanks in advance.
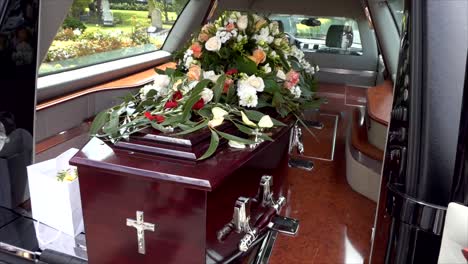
[258,115,274,128]
[228,140,246,149]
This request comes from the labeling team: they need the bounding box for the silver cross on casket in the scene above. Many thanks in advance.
[126,211,156,255]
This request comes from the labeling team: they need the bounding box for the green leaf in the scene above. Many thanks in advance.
[151,123,168,133]
[213,74,226,103]
[216,130,257,144]
[197,108,213,119]
[173,120,209,136]
[276,49,291,72]
[272,92,285,107]
[243,110,287,126]
[235,55,258,75]
[259,133,274,141]
[233,122,255,135]
[263,78,280,94]
[102,107,122,137]
[155,68,166,74]
[182,79,211,121]
[226,82,237,104]
[198,130,220,160]
[90,110,109,135]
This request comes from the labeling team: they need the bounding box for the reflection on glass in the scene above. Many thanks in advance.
[268,14,363,56]
[0,0,38,209]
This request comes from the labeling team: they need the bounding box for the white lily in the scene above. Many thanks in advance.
[258,115,274,128]
[228,140,246,149]
[241,111,256,127]
[208,107,228,128]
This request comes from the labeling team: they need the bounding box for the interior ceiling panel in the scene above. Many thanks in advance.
[219,0,365,18]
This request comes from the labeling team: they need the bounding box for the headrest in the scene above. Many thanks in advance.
[325,25,353,48]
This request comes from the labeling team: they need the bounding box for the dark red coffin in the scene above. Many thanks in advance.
[70,123,292,264]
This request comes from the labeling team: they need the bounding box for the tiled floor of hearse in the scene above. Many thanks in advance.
[269,84,376,264]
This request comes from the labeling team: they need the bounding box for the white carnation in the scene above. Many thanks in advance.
[291,86,302,99]
[200,88,214,103]
[205,36,222,51]
[237,86,258,108]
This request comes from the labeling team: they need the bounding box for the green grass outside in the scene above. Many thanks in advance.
[84,10,176,34]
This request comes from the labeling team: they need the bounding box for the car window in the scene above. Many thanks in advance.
[269,15,363,56]
[387,0,404,34]
[38,0,189,76]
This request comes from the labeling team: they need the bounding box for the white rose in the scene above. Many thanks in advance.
[238,86,258,108]
[154,74,170,88]
[237,15,248,31]
[200,88,214,103]
[269,21,280,35]
[203,71,220,82]
[245,75,265,92]
[205,36,222,52]
[276,69,286,80]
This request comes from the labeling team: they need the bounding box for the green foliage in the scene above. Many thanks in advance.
[110,3,148,11]
[63,17,87,31]
[69,0,92,18]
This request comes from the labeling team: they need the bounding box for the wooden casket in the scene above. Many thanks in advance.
[70,121,295,264]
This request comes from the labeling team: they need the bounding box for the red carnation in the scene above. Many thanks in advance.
[144,112,165,123]
[226,68,238,75]
[164,100,178,109]
[192,98,205,110]
[172,91,183,101]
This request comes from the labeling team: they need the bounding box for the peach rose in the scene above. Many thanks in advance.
[187,65,201,81]
[198,32,210,42]
[255,18,268,31]
[191,42,203,58]
[248,49,266,65]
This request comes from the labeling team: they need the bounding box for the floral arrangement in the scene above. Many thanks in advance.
[90,12,321,160]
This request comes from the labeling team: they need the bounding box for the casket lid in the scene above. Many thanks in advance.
[70,123,291,192]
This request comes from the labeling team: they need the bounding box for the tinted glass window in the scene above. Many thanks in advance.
[38,0,188,76]
[269,15,362,56]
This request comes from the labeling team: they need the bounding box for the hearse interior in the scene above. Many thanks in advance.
[0,0,467,263]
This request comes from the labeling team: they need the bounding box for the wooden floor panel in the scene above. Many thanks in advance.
[269,84,377,264]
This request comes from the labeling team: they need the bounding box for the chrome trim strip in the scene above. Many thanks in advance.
[254,231,279,264]
[141,134,192,146]
[319,67,377,78]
